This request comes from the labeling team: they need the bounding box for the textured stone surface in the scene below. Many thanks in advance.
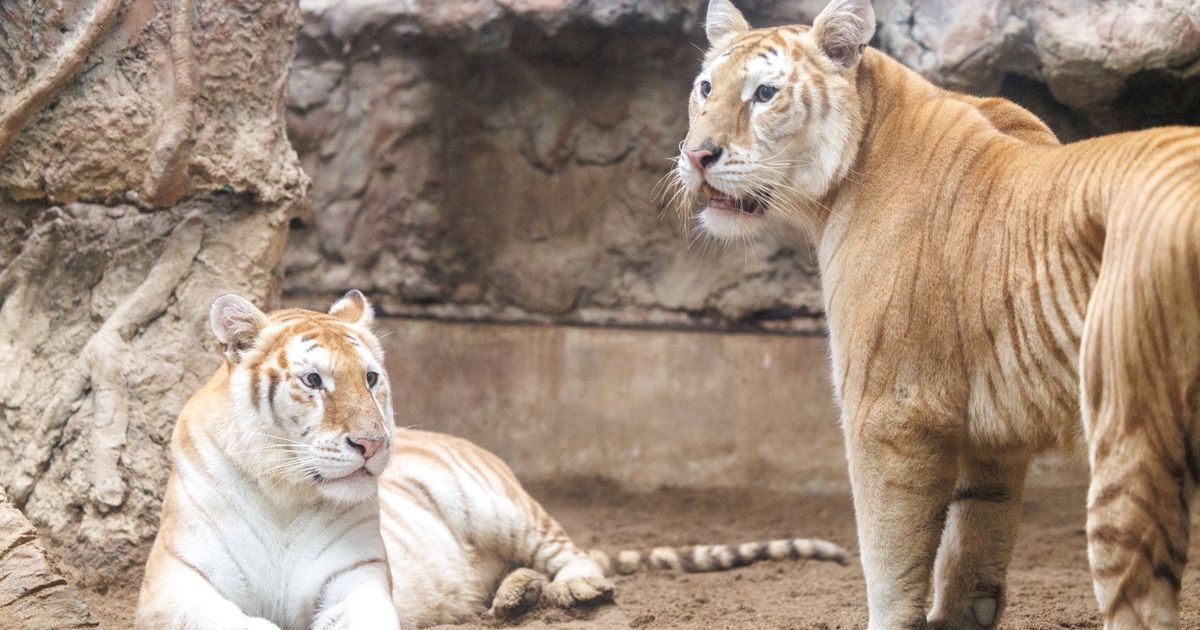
[1,202,291,587]
[284,0,1200,331]
[877,0,1200,124]
[0,0,305,589]
[0,489,96,629]
[0,0,307,205]
[284,3,826,333]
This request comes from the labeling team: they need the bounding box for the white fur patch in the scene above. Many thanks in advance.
[698,206,769,241]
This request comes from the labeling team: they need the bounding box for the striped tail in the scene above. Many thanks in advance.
[590,537,848,575]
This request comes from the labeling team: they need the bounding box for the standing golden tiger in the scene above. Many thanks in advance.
[139,291,848,629]
[672,0,1200,628]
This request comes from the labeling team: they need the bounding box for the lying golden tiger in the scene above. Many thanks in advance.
[138,292,847,629]
[137,292,400,629]
[673,0,1200,628]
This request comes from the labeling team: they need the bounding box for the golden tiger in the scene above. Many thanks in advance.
[672,0,1200,628]
[138,292,848,629]
[137,291,399,629]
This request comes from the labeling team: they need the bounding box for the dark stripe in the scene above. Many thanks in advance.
[952,486,1010,503]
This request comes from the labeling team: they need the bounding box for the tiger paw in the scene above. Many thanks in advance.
[544,575,615,609]
[487,568,545,619]
[927,596,1000,629]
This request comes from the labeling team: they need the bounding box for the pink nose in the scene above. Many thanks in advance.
[347,436,383,460]
[686,145,720,169]
[683,148,712,170]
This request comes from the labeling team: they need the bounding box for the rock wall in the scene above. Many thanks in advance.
[285,1,825,333]
[0,0,306,594]
[283,0,1200,330]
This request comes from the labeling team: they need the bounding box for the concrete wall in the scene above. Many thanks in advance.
[376,318,1086,492]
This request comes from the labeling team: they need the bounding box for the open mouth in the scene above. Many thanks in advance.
[703,182,764,216]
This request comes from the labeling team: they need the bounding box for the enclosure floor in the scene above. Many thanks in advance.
[84,481,1200,629]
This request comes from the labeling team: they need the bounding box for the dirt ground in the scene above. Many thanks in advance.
[79,480,1200,629]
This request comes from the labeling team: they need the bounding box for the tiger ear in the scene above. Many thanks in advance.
[210,294,269,363]
[706,0,750,49]
[330,289,374,327]
[812,0,875,69]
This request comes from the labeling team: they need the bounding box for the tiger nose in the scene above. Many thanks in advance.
[347,436,383,460]
[684,147,722,170]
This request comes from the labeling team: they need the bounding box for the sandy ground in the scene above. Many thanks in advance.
[81,480,1200,629]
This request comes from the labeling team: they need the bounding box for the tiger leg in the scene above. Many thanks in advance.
[1080,223,1200,629]
[446,444,613,610]
[529,512,615,608]
[1086,431,1192,630]
[135,548,282,630]
[848,407,959,630]
[927,451,1029,629]
[1083,379,1194,628]
[311,560,399,630]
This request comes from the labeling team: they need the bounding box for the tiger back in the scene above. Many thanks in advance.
[136,291,399,630]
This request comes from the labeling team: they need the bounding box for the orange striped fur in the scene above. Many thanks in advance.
[137,292,398,630]
[674,1,1200,628]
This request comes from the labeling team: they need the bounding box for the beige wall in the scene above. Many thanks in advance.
[381,319,848,492]
[380,318,1088,493]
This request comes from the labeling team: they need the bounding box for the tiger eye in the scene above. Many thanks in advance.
[753,84,778,103]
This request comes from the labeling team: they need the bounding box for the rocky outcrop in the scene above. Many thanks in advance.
[811,0,1197,135]
[283,0,1199,331]
[876,0,1200,132]
[0,0,305,588]
[0,489,96,629]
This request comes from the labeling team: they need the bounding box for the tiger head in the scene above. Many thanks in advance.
[208,290,394,505]
[674,0,875,241]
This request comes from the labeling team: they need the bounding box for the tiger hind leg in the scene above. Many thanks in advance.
[486,568,544,619]
[542,571,614,609]
[1080,215,1200,629]
[1086,425,1192,629]
[525,512,613,608]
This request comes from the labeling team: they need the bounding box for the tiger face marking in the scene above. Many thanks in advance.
[138,291,400,629]
[673,0,871,241]
[210,290,394,504]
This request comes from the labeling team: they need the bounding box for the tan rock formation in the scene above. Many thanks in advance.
[0,0,307,598]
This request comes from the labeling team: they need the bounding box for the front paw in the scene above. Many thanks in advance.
[487,568,545,619]
[927,595,999,629]
[544,575,615,609]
